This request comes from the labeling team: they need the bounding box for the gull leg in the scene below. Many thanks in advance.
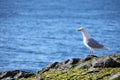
[89,50,93,55]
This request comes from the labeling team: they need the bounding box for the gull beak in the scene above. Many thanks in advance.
[77,29,82,32]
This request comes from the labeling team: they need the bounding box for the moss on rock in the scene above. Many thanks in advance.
[23,54,120,80]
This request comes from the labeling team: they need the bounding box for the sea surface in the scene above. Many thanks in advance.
[0,0,120,72]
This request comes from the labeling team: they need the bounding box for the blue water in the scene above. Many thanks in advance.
[0,0,120,72]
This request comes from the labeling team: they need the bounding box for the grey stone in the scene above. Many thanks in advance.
[38,62,59,73]
[0,70,34,80]
[1,77,14,80]
[64,58,80,65]
[59,58,80,69]
[39,58,80,73]
[92,56,120,68]
[109,72,120,80]
[34,78,44,80]
[82,67,99,75]
[0,71,16,79]
[87,67,99,73]
[75,61,91,70]
[83,55,97,61]
[14,71,34,78]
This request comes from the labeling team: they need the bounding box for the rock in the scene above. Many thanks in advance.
[0,71,16,79]
[39,78,44,80]
[83,55,97,61]
[87,67,99,73]
[109,72,120,80]
[1,77,14,80]
[38,62,59,73]
[63,58,80,65]
[92,56,120,68]
[75,61,91,70]
[82,67,99,75]
[34,78,44,80]
[59,58,80,69]
[0,70,34,80]
[14,71,34,78]
[39,58,80,73]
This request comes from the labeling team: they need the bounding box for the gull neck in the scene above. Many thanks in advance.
[81,29,91,40]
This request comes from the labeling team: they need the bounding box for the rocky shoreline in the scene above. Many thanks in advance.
[0,54,120,80]
[0,70,34,80]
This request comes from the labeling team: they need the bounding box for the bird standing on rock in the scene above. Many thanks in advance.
[77,27,109,55]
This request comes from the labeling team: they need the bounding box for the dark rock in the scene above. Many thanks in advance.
[92,56,120,68]
[34,78,44,80]
[39,58,80,73]
[82,68,99,75]
[14,71,34,78]
[0,70,34,80]
[63,58,80,65]
[87,67,99,73]
[38,62,59,73]
[83,55,97,61]
[0,71,16,79]
[109,72,120,80]
[39,78,44,80]
[1,77,14,80]
[75,61,91,70]
[59,58,80,69]
[47,62,59,69]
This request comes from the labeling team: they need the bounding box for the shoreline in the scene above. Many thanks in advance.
[0,53,120,80]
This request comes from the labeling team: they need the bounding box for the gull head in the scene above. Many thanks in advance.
[77,27,85,32]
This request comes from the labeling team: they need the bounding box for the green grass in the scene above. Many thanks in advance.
[22,68,120,80]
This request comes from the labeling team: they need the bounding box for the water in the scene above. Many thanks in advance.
[0,0,120,72]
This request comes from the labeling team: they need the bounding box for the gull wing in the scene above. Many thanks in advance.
[87,38,104,48]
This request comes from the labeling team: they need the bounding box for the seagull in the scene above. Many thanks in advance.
[77,27,109,55]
